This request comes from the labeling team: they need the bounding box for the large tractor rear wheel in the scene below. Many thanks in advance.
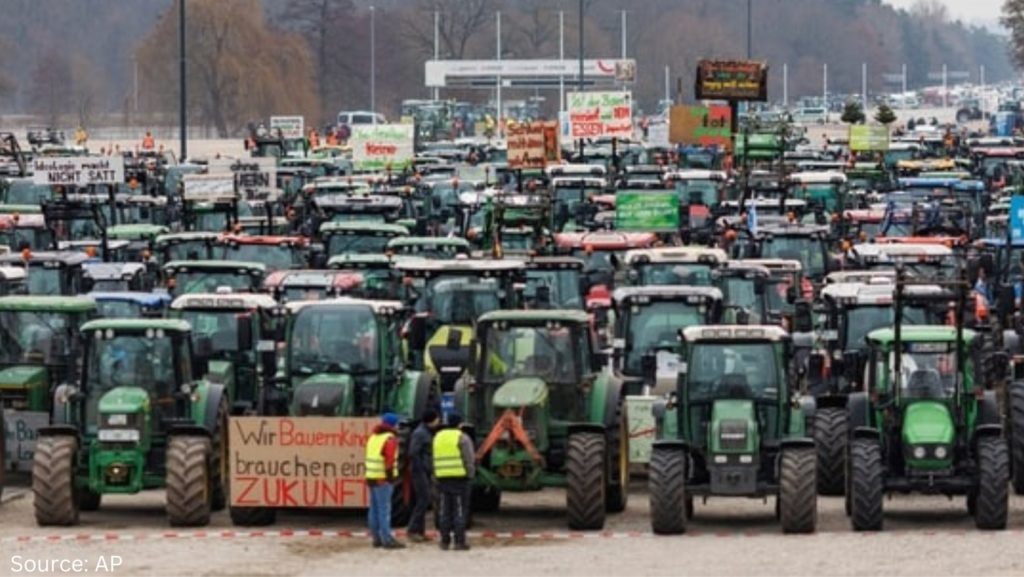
[210,397,230,512]
[779,447,817,533]
[812,407,847,495]
[648,446,687,534]
[566,432,606,530]
[605,405,629,513]
[1008,382,1024,495]
[975,436,1009,530]
[230,505,277,526]
[166,436,212,527]
[848,438,883,531]
[32,436,79,526]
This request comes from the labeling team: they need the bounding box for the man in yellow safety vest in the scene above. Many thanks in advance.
[433,412,475,551]
[365,412,405,549]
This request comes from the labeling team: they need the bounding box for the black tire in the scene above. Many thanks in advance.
[166,436,212,527]
[472,485,501,512]
[848,439,883,531]
[779,447,817,533]
[230,505,277,526]
[78,489,102,512]
[32,436,79,526]
[685,495,694,520]
[566,432,606,530]
[605,404,629,513]
[0,413,6,502]
[391,481,412,527]
[648,447,687,534]
[975,437,1009,530]
[813,407,847,495]
[210,397,229,512]
[1008,382,1024,495]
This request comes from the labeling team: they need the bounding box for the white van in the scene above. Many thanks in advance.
[337,110,386,128]
[791,107,829,125]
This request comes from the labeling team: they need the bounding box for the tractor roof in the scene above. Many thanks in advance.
[523,256,585,270]
[284,296,403,315]
[0,251,90,265]
[736,258,803,273]
[319,221,409,236]
[666,169,727,181]
[825,270,895,285]
[107,224,170,241]
[394,258,524,274]
[171,292,278,311]
[478,309,590,325]
[82,318,192,333]
[88,291,172,306]
[721,261,771,276]
[624,246,728,266]
[264,269,363,289]
[554,231,657,250]
[613,285,723,304]
[219,234,309,247]
[867,326,976,346]
[786,171,847,184]
[387,236,470,248]
[327,253,399,268]
[0,295,96,312]
[163,260,267,273]
[155,232,220,245]
[849,243,953,260]
[84,262,147,280]
[682,325,789,343]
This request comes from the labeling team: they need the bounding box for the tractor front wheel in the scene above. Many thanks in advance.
[32,436,79,526]
[210,397,230,512]
[1008,382,1024,495]
[605,405,629,513]
[779,447,817,533]
[975,437,1009,530]
[566,432,606,530]
[230,506,277,526]
[472,485,501,512]
[78,489,102,512]
[166,436,212,527]
[812,407,847,495]
[648,446,687,534]
[848,438,883,531]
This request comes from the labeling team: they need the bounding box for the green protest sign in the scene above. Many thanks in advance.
[615,191,679,232]
[849,125,890,151]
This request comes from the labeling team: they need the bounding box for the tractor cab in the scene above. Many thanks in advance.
[548,169,607,233]
[714,261,771,325]
[318,221,408,261]
[522,257,585,310]
[745,223,833,284]
[153,232,219,265]
[0,295,96,412]
[0,250,90,295]
[215,234,309,273]
[737,259,811,327]
[0,213,53,251]
[84,262,154,293]
[263,269,365,303]
[665,169,727,243]
[170,293,280,415]
[554,231,658,296]
[163,260,266,296]
[844,242,958,281]
[786,171,848,214]
[623,246,728,287]
[386,236,471,260]
[327,253,405,301]
[90,291,171,319]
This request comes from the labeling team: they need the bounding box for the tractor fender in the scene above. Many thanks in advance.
[973,423,1003,440]
[651,398,668,422]
[779,437,815,450]
[814,394,848,410]
[201,383,228,433]
[37,425,79,439]
[651,439,689,452]
[797,395,817,421]
[600,377,625,429]
[168,424,212,438]
[850,426,880,440]
[567,423,608,437]
[846,392,871,431]
[1003,330,1020,355]
[977,391,1001,427]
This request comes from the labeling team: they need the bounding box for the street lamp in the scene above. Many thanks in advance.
[370,6,376,117]
[179,0,187,159]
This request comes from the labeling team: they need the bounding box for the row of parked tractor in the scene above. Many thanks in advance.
[2,122,1024,536]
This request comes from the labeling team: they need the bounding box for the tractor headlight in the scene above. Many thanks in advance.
[934,446,948,459]
[98,429,140,443]
[912,446,927,459]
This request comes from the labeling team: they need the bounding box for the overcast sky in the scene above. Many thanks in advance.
[885,0,1003,27]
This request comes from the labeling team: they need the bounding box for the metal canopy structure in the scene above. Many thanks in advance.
[425,58,636,89]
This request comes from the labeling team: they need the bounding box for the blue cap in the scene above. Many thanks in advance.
[382,412,400,428]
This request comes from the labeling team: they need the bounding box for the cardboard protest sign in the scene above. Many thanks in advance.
[32,156,125,186]
[229,416,377,509]
[4,410,48,472]
[507,121,560,169]
[567,91,633,139]
[351,124,415,171]
[270,116,305,139]
[669,105,732,149]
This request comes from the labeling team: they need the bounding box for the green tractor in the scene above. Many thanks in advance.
[0,296,96,414]
[231,297,436,526]
[455,310,627,530]
[649,325,817,534]
[33,319,230,526]
[845,275,1008,530]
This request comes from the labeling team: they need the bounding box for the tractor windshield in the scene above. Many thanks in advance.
[160,240,212,262]
[675,180,718,207]
[721,277,762,320]
[0,228,51,251]
[687,342,779,401]
[178,310,245,355]
[174,271,256,295]
[282,286,329,302]
[87,333,176,393]
[482,323,581,385]
[762,236,826,279]
[890,343,957,400]
[0,310,74,365]
[624,302,701,375]
[95,300,143,319]
[635,263,714,286]
[844,306,928,351]
[26,268,65,296]
[419,277,501,324]
[524,269,582,309]
[326,233,392,257]
[289,307,378,375]
[217,244,302,272]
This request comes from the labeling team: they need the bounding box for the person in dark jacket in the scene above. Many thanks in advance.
[433,413,475,551]
[407,408,440,542]
[365,412,404,549]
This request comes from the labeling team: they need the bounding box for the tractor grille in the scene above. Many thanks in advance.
[719,419,748,451]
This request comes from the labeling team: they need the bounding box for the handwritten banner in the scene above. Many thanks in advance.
[567,91,633,139]
[669,105,732,149]
[507,121,560,169]
[32,156,125,186]
[229,416,377,508]
[351,124,415,171]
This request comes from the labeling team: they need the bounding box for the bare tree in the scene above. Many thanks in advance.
[28,49,72,127]
[403,0,494,59]
[1004,0,1024,69]
[280,0,352,122]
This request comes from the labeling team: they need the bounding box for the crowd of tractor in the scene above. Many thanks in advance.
[3,115,1024,541]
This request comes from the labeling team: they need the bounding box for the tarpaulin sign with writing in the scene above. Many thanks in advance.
[351,124,415,171]
[229,417,377,508]
[270,116,305,139]
[615,191,680,232]
[32,156,125,186]
[507,121,560,169]
[849,125,891,152]
[567,91,633,139]
[669,105,732,149]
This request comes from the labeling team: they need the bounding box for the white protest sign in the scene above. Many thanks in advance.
[270,116,305,139]
[207,157,278,192]
[350,124,415,171]
[567,91,633,139]
[32,156,125,186]
[4,410,48,472]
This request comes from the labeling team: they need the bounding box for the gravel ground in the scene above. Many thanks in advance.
[2,477,1024,576]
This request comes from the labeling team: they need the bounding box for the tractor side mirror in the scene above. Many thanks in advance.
[786,285,799,305]
[641,352,657,387]
[999,284,1015,321]
[807,353,825,382]
[754,277,766,295]
[431,196,442,210]
[237,314,254,351]
[446,327,462,350]
[407,314,428,353]
[194,336,214,359]
[793,301,813,333]
[590,350,608,371]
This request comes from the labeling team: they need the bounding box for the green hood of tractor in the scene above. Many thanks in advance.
[0,365,48,389]
[291,373,355,416]
[493,377,548,409]
[902,401,954,446]
[98,386,150,414]
[709,399,758,454]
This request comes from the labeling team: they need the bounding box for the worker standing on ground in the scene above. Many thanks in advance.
[308,128,320,149]
[406,409,440,542]
[74,126,88,146]
[142,131,155,150]
[433,413,474,551]
[365,412,405,549]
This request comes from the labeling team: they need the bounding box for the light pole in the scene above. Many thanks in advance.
[578,0,584,93]
[746,0,752,59]
[370,6,376,117]
[179,0,187,158]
